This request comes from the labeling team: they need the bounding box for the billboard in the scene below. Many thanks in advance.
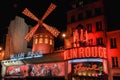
[30,62,65,76]
[64,47,107,60]
[6,65,29,77]
[5,62,65,77]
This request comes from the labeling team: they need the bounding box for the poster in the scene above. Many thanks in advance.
[6,65,29,77]
[30,62,65,76]
[5,62,65,77]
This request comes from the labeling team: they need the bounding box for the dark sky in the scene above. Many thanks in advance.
[0,0,119,32]
[0,0,68,31]
[104,0,120,31]
[0,0,120,48]
[0,0,68,48]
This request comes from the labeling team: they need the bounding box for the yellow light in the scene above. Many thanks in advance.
[62,33,66,38]
[0,47,2,51]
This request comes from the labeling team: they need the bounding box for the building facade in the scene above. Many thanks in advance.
[1,0,120,80]
[107,30,120,80]
[4,16,30,59]
[64,0,108,80]
[65,0,120,80]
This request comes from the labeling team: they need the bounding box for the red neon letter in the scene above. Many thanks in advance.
[78,47,84,58]
[72,48,78,59]
[85,47,91,57]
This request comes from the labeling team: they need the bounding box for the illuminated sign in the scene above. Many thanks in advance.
[64,47,107,60]
[68,58,103,63]
[72,62,103,76]
[10,51,43,60]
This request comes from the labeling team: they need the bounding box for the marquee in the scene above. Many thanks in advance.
[64,47,107,60]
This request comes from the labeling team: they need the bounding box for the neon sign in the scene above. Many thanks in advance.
[73,62,103,76]
[64,47,107,60]
[74,63,99,73]
[10,51,43,60]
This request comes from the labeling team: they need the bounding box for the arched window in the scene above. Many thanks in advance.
[34,38,38,44]
[50,39,53,45]
[39,38,43,43]
[45,38,48,44]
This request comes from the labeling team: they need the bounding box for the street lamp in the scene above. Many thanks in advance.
[62,33,66,38]
[0,46,2,51]
[61,33,72,49]
[0,46,4,60]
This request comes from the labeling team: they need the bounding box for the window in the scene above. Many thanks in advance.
[45,35,48,37]
[34,38,38,44]
[78,1,83,7]
[86,10,92,18]
[96,37,103,45]
[112,57,119,68]
[86,24,92,33]
[96,21,102,31]
[39,38,43,43]
[50,39,53,45]
[45,38,48,44]
[40,35,43,37]
[110,38,117,48]
[78,13,83,20]
[95,8,102,16]
[71,15,75,22]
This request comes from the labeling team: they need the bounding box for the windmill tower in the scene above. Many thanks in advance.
[22,3,60,54]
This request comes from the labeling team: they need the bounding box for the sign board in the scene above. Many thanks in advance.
[10,51,43,60]
[72,62,103,77]
[64,47,107,60]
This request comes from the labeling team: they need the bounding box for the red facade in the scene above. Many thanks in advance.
[1,0,120,80]
[65,0,120,80]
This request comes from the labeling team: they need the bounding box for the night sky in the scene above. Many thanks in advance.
[0,0,68,31]
[0,0,120,48]
[0,0,68,48]
[104,0,120,31]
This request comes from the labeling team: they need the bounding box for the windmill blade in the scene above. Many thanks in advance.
[22,8,39,22]
[42,23,60,37]
[41,3,56,21]
[25,24,40,42]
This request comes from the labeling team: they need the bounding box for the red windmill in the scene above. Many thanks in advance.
[22,3,60,54]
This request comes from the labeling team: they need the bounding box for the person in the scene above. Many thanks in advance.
[52,64,60,76]
[47,67,52,76]
[28,65,33,76]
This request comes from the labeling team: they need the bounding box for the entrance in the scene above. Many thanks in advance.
[4,77,65,80]
[113,76,120,80]
[72,76,103,80]
[4,78,25,80]
[26,77,65,80]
